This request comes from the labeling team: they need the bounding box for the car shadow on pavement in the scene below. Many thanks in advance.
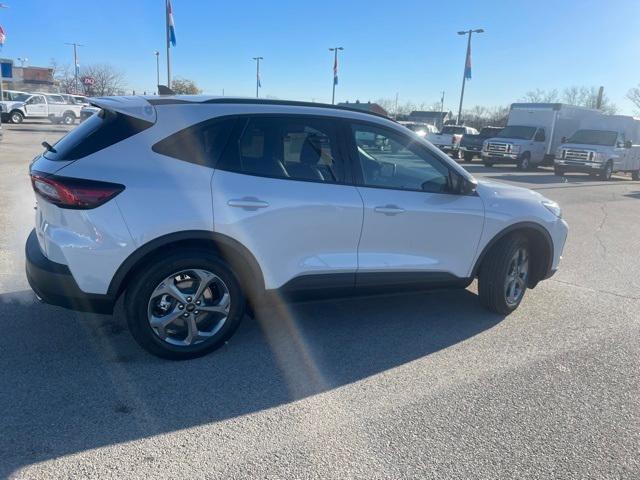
[0,287,502,478]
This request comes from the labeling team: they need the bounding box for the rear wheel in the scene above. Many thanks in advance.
[632,169,639,181]
[125,250,246,360]
[478,234,530,315]
[483,160,494,167]
[452,149,462,160]
[554,166,565,176]
[463,152,474,162]
[62,113,75,125]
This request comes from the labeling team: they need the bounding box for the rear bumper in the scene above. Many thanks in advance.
[25,230,115,314]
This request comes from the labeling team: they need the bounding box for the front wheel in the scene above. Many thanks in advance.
[518,153,531,170]
[600,161,613,181]
[125,250,246,360]
[463,152,474,163]
[10,110,24,124]
[478,234,530,315]
[631,169,639,181]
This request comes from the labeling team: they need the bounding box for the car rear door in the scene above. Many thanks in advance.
[346,120,485,286]
[211,114,363,291]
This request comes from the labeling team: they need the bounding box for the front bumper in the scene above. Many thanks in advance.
[482,152,519,163]
[555,160,604,173]
[460,146,482,153]
[435,145,458,152]
[25,230,115,314]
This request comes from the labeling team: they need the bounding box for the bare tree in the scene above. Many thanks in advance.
[562,86,616,114]
[171,77,202,95]
[461,105,509,130]
[521,88,559,103]
[81,63,126,96]
[49,59,76,93]
[627,85,640,114]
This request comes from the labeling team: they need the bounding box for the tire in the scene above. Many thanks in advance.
[463,152,474,163]
[553,166,565,176]
[632,169,639,181]
[10,110,24,124]
[478,234,530,315]
[124,249,246,360]
[62,113,75,125]
[600,161,613,181]
[483,161,494,167]
[517,153,531,170]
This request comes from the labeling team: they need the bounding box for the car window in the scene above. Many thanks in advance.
[26,96,45,105]
[218,116,345,183]
[152,117,236,167]
[351,123,451,193]
[534,129,546,142]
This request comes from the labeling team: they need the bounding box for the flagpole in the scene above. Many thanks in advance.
[165,0,171,88]
[329,46,343,105]
[456,28,484,125]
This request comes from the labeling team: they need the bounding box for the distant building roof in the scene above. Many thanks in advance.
[337,100,388,117]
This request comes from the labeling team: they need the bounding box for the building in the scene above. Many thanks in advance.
[0,58,55,93]
[407,110,452,130]
[337,100,389,117]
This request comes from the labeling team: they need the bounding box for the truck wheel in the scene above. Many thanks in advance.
[483,161,494,167]
[554,166,565,176]
[452,149,462,160]
[632,169,640,181]
[463,152,474,163]
[518,153,531,170]
[124,249,246,360]
[600,161,613,181]
[478,234,530,315]
[10,110,24,124]
[62,113,75,125]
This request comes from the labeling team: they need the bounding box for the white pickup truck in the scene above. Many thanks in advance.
[4,93,83,125]
[427,125,478,159]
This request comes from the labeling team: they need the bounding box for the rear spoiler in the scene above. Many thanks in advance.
[88,96,157,123]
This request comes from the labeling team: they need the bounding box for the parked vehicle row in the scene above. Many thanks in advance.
[0,89,88,125]
[424,102,640,181]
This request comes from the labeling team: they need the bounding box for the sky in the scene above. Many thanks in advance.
[1,0,639,114]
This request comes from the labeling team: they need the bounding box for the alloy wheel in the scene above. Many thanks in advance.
[147,269,231,347]
[504,247,528,307]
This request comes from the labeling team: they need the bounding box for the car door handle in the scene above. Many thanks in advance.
[374,205,405,215]
[227,197,270,210]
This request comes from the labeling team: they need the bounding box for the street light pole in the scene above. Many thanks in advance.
[154,51,160,93]
[329,47,343,105]
[440,90,445,129]
[456,28,483,125]
[65,42,84,94]
[252,57,263,98]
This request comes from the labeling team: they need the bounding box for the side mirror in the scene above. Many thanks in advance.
[624,140,632,149]
[448,172,477,195]
[561,136,567,143]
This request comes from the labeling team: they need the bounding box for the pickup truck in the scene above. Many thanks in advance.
[459,126,503,162]
[554,129,640,180]
[427,125,478,159]
[4,93,83,125]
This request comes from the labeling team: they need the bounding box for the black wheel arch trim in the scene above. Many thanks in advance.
[471,221,554,282]
[108,230,265,300]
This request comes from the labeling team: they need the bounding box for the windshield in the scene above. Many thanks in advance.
[566,130,618,146]
[480,127,502,137]
[497,126,537,140]
[441,126,465,134]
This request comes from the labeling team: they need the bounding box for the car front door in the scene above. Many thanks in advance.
[211,115,363,291]
[347,121,485,286]
[532,128,546,163]
[24,95,47,117]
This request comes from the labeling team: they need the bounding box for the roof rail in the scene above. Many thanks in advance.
[147,97,394,121]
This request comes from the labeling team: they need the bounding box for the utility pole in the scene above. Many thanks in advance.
[252,57,263,98]
[440,91,445,129]
[456,28,484,125]
[394,92,399,118]
[65,42,84,94]
[154,51,160,93]
[329,47,343,105]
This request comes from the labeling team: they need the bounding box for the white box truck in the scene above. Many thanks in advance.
[481,103,601,169]
[554,115,640,180]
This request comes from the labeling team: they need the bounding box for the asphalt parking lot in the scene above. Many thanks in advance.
[1,123,639,479]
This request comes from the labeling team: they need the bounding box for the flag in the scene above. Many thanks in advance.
[464,45,472,80]
[167,0,176,47]
[257,72,261,88]
[0,25,5,50]
[333,55,338,85]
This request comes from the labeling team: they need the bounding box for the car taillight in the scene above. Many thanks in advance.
[30,172,124,209]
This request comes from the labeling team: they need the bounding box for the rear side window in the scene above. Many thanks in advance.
[152,117,236,167]
[44,109,153,161]
[217,116,345,183]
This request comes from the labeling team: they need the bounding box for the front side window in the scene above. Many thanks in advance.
[218,116,344,183]
[534,129,546,142]
[26,96,45,105]
[351,123,451,193]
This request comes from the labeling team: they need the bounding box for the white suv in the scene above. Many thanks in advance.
[26,96,568,359]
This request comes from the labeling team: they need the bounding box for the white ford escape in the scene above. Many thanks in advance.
[26,96,568,359]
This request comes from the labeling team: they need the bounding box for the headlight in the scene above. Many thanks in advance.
[511,145,521,154]
[591,152,602,162]
[482,142,488,152]
[415,130,426,137]
[542,200,562,218]
[556,149,565,159]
